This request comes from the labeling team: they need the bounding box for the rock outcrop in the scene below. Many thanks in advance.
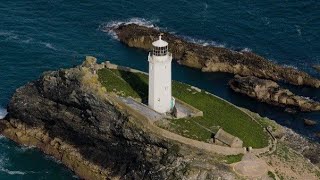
[0,58,236,179]
[304,119,317,126]
[112,24,320,88]
[229,75,320,111]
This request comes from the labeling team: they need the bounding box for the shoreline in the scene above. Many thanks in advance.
[0,119,109,180]
[1,106,319,179]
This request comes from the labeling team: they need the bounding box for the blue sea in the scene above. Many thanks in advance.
[0,0,319,179]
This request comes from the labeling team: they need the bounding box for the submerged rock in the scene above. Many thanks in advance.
[313,65,320,72]
[112,24,320,88]
[304,119,317,126]
[229,75,320,112]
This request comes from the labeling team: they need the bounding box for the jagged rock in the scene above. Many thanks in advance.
[313,65,320,72]
[304,119,317,126]
[285,108,297,114]
[229,75,320,112]
[0,60,237,180]
[112,24,320,88]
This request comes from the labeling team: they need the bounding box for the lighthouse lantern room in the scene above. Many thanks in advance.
[148,34,173,113]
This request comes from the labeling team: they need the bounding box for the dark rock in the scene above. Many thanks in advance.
[313,65,320,72]
[112,24,320,88]
[284,108,297,114]
[229,75,320,112]
[304,119,317,126]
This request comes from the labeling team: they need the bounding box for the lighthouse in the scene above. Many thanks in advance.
[148,34,173,113]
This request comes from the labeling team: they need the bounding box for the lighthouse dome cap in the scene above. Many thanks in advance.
[152,35,168,47]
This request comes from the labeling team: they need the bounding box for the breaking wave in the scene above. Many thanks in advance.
[99,18,255,50]
[99,17,159,40]
[0,168,26,175]
[0,155,24,175]
[16,145,36,153]
[39,42,57,51]
[0,154,45,175]
[178,35,226,48]
[283,64,298,70]
[240,47,252,52]
[0,30,57,51]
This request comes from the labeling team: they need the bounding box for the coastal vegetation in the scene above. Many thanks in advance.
[98,68,269,148]
[224,154,244,164]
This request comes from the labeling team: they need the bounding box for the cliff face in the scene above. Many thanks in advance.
[1,61,236,179]
[113,24,320,88]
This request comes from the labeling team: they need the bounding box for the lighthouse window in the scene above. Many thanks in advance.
[153,46,168,56]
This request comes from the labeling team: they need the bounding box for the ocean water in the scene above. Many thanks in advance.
[0,0,319,178]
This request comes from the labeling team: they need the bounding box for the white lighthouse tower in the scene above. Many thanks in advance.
[148,34,173,114]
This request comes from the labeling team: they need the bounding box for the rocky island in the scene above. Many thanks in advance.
[0,57,319,179]
[112,24,320,88]
[229,75,320,112]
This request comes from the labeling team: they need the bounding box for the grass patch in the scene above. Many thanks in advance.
[268,171,276,180]
[98,68,269,148]
[224,154,244,164]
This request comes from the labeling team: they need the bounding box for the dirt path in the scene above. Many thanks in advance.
[233,153,269,179]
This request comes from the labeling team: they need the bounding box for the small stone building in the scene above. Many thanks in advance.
[214,128,243,148]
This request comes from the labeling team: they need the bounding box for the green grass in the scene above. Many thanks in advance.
[268,171,276,180]
[224,154,244,164]
[98,68,269,148]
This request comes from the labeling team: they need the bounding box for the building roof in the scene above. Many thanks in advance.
[152,35,168,47]
[214,128,238,146]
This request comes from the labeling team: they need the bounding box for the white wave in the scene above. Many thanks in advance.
[99,17,159,40]
[0,168,25,175]
[44,154,62,164]
[40,42,57,51]
[240,47,252,52]
[0,154,44,175]
[0,30,58,52]
[0,108,7,119]
[179,35,226,48]
[283,64,298,70]
[100,17,235,49]
[295,25,302,36]
[261,17,270,26]
[0,31,34,44]
[16,145,36,153]
[0,168,45,175]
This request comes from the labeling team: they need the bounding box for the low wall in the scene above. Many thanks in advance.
[174,98,203,117]
[104,61,148,75]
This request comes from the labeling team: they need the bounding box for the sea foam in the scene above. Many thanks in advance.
[0,108,7,119]
[0,30,58,52]
[0,168,26,175]
[99,17,159,40]
[100,18,256,50]
[178,35,226,48]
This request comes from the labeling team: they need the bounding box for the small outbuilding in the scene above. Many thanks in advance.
[214,128,243,148]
